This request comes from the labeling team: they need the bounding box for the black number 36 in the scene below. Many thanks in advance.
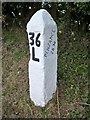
[29,32,41,62]
[29,32,41,47]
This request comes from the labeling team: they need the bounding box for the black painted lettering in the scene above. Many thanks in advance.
[29,32,41,62]
[44,54,47,57]
[29,32,34,46]
[36,33,41,47]
[53,41,56,46]
[32,47,39,62]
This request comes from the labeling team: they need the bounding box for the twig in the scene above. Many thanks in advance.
[26,102,33,116]
[79,102,90,106]
[57,87,60,118]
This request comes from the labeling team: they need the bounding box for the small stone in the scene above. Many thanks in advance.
[18,71,20,74]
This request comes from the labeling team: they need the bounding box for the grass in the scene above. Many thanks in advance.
[2,23,89,118]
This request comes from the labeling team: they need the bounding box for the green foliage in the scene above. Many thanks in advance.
[4,34,19,46]
[13,48,26,60]
[68,108,83,118]
[57,20,88,104]
[2,2,90,32]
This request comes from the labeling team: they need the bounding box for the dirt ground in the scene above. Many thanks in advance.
[2,24,89,118]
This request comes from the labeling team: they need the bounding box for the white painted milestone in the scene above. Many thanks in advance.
[26,9,57,107]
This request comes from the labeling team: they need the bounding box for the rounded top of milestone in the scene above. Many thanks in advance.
[27,9,56,32]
